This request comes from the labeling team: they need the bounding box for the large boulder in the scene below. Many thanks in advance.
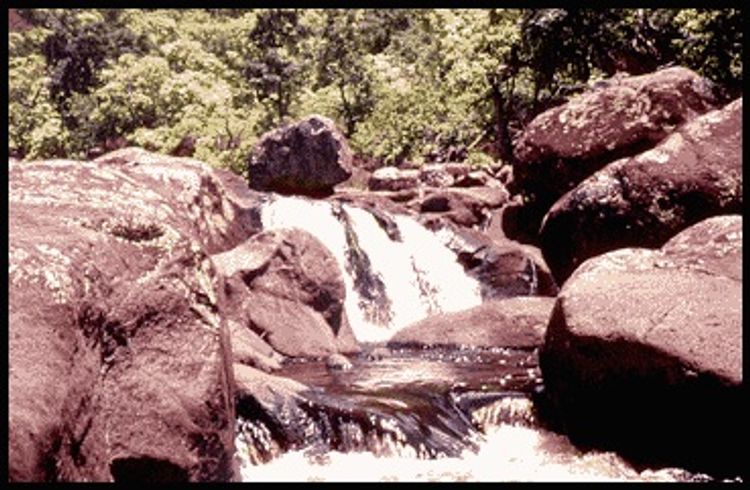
[538,215,742,476]
[8,150,258,481]
[247,115,353,196]
[539,97,742,284]
[510,67,718,239]
[388,297,556,349]
[212,229,360,358]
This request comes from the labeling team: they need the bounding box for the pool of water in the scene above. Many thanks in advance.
[235,344,727,482]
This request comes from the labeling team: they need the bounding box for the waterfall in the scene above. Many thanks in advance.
[241,195,720,482]
[259,195,483,342]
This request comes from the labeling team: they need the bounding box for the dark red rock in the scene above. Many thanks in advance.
[438,225,558,299]
[539,215,742,476]
[212,229,360,358]
[417,187,509,229]
[9,152,253,481]
[388,297,555,349]
[248,115,353,196]
[510,67,718,240]
[539,97,742,284]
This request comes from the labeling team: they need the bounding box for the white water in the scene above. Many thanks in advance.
[260,195,483,342]
[249,195,724,483]
[236,422,704,482]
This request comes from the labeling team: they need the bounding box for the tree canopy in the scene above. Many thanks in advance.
[9,8,743,171]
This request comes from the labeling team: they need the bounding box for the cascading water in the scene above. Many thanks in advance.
[259,195,483,342]
[235,194,724,482]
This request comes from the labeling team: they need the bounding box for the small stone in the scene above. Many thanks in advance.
[366,346,390,361]
[326,353,353,371]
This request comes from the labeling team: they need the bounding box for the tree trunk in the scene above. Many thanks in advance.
[338,84,355,137]
[491,81,513,164]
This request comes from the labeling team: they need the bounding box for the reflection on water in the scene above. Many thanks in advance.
[235,345,720,482]
[280,345,541,395]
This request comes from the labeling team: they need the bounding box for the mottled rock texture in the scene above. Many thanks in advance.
[9,148,267,482]
[510,67,718,240]
[248,115,353,196]
[539,215,742,476]
[540,97,742,284]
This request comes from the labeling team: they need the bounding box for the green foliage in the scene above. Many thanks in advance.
[7,8,743,173]
[466,149,495,169]
[32,9,149,112]
[245,9,313,129]
[9,53,70,158]
[313,10,378,137]
[673,9,743,96]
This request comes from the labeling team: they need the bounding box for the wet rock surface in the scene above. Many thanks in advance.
[8,150,259,481]
[539,215,742,477]
[539,97,742,284]
[388,297,556,349]
[438,225,558,299]
[247,115,353,196]
[235,347,542,466]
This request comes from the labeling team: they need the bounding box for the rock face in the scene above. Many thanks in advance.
[388,297,556,349]
[539,97,742,284]
[248,115,353,196]
[440,226,558,299]
[539,215,742,476]
[8,149,265,482]
[417,187,510,229]
[510,67,718,239]
[212,229,360,358]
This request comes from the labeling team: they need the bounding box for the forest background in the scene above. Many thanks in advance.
[8,9,742,176]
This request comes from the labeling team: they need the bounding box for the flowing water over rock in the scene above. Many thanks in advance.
[237,194,727,482]
[235,346,715,482]
[260,195,483,342]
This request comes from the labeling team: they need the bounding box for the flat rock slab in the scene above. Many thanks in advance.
[388,297,556,349]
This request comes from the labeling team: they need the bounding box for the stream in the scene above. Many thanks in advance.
[233,195,731,482]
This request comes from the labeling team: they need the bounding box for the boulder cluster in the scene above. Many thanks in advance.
[8,66,742,481]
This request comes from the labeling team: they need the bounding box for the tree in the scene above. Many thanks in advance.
[314,10,377,137]
[20,9,150,125]
[674,9,742,98]
[9,53,70,159]
[245,9,311,129]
